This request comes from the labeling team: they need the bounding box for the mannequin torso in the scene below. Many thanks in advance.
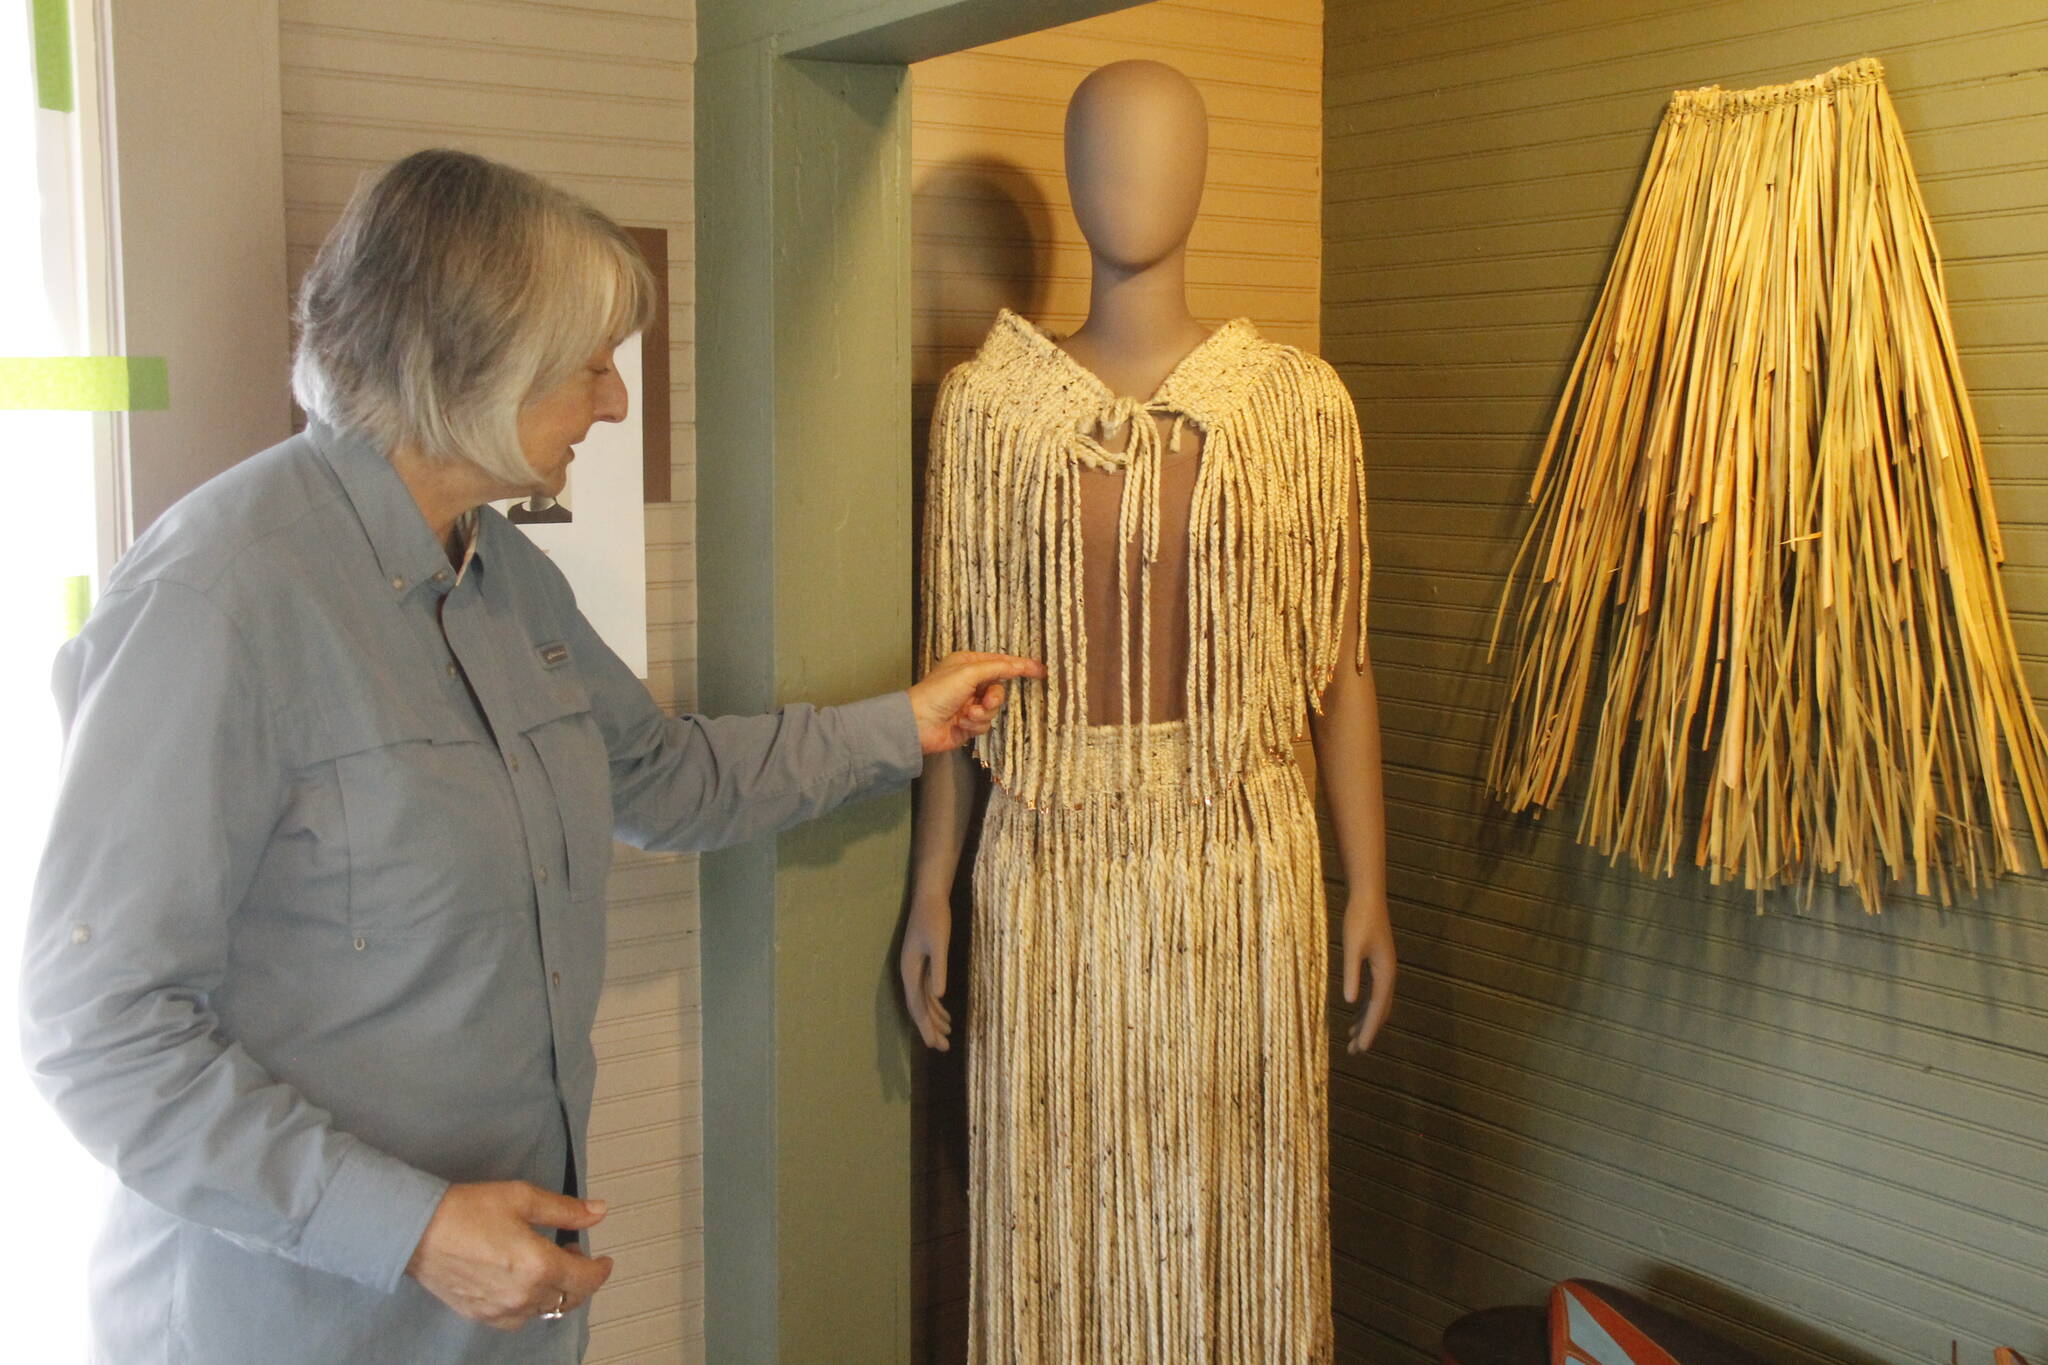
[907,57,1391,1049]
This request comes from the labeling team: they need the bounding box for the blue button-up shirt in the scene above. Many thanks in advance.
[21,422,921,1363]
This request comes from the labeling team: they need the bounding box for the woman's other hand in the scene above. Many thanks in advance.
[908,651,1046,754]
[406,1182,614,1331]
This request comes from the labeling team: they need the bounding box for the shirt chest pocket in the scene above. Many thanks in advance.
[287,699,526,940]
[520,670,616,904]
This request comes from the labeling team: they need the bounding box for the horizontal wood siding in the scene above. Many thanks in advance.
[908,3,1323,1358]
[277,5,703,1359]
[1324,3,2048,1362]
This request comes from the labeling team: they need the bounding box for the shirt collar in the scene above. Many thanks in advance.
[450,510,482,586]
[309,421,487,597]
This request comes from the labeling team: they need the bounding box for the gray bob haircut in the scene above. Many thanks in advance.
[292,149,657,484]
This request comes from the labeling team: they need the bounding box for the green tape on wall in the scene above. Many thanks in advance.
[61,574,92,638]
[0,356,169,410]
[32,0,73,113]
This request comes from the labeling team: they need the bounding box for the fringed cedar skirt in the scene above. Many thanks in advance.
[967,722,1333,1365]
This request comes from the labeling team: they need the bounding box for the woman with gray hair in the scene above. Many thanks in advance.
[20,149,1038,1363]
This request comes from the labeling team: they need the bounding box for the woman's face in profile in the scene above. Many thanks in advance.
[516,344,630,494]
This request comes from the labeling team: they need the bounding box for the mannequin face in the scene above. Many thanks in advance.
[1064,61,1208,271]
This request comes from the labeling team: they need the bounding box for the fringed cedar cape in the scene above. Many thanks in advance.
[920,309,1368,1364]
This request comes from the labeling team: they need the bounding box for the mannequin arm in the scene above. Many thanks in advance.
[901,747,974,1050]
[1307,501,1396,1054]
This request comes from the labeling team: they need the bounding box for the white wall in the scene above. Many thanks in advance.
[105,0,292,537]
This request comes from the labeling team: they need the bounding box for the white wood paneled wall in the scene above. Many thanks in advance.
[276,4,702,1360]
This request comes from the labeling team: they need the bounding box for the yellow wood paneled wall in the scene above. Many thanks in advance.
[907,4,1322,1358]
[1325,4,2048,1362]
[277,5,703,1360]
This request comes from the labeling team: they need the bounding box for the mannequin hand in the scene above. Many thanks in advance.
[406,1182,614,1331]
[909,652,1046,754]
[1341,892,1396,1055]
[899,894,954,1050]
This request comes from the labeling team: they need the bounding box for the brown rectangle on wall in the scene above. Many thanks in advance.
[626,225,673,506]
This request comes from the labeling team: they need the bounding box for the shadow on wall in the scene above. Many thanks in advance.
[907,155,1048,1365]
[1637,1264,1892,1365]
[912,156,1053,410]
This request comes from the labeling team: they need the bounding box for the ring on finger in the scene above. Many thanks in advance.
[540,1290,568,1321]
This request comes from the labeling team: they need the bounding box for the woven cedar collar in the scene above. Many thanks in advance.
[967,307,1275,435]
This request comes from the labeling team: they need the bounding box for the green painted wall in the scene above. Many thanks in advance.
[1323,4,2048,1362]
[696,29,785,1361]
[697,38,916,1365]
[705,0,1137,64]
[696,26,913,1358]
[693,2,1136,1358]
[766,53,916,1361]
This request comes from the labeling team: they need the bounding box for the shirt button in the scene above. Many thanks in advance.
[432,569,449,583]
[550,970,562,988]
[445,663,459,678]
[71,924,92,945]
[535,866,549,883]
[353,936,367,951]
[390,576,406,591]
[508,754,522,772]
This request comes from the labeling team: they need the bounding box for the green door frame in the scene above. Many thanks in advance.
[693,3,1139,1360]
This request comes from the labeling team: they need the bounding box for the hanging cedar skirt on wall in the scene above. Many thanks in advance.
[1487,57,2048,910]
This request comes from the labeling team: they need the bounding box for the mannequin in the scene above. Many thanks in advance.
[903,60,1394,1363]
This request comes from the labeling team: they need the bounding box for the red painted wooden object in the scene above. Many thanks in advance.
[1550,1281,1765,1365]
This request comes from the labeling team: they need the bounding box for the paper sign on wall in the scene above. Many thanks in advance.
[495,332,650,678]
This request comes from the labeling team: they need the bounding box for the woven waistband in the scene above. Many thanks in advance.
[977,720,1299,812]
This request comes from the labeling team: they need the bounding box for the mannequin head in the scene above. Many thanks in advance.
[1064,61,1208,271]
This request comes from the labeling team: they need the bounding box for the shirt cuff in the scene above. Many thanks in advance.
[294,1139,450,1294]
[834,690,924,788]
